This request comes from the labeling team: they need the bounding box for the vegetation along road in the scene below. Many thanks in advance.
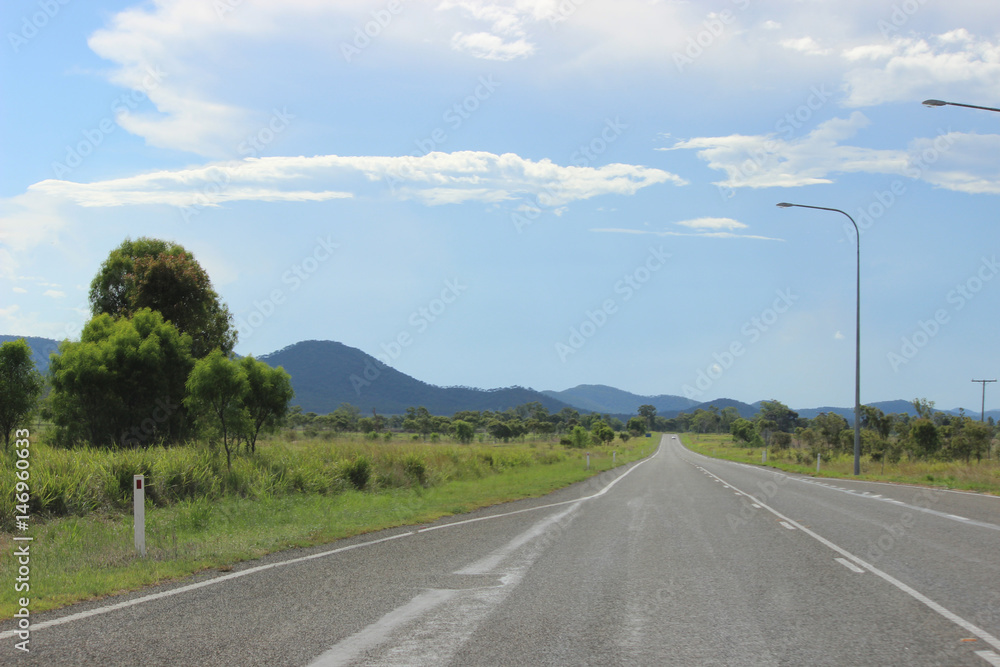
[3,434,999,665]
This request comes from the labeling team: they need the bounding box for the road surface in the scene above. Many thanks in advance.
[4,434,1000,665]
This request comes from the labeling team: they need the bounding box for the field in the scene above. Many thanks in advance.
[0,430,655,619]
[681,432,1000,494]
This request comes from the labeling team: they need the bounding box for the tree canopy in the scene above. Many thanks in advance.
[89,237,236,358]
[48,309,194,447]
[0,339,44,451]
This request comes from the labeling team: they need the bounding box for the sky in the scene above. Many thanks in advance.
[2,0,1000,412]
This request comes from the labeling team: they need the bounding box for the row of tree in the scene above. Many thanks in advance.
[716,399,996,464]
[285,401,653,442]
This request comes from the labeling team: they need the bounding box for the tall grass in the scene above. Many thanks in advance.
[0,431,602,530]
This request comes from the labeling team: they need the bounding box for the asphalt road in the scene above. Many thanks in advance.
[4,434,1000,665]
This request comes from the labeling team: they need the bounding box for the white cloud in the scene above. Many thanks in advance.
[12,287,27,294]
[669,112,908,188]
[841,30,1000,107]
[28,151,683,210]
[590,227,782,242]
[834,331,845,340]
[675,217,747,231]
[43,290,66,299]
[669,113,1000,193]
[780,37,832,56]
[450,31,535,60]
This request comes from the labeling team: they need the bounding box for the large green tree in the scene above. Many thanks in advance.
[637,404,656,431]
[89,237,236,358]
[756,400,798,432]
[48,309,194,447]
[0,339,44,451]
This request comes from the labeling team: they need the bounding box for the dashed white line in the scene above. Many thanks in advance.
[835,557,865,574]
[779,521,796,530]
[696,466,1000,654]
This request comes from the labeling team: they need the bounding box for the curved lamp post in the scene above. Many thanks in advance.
[776,203,861,475]
[922,99,1000,114]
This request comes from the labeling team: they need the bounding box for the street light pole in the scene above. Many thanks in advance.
[972,379,996,422]
[922,99,1000,114]
[777,202,861,475]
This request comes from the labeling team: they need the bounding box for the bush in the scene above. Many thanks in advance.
[343,456,371,490]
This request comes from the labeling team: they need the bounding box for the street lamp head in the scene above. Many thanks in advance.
[922,99,948,107]
[776,202,794,208]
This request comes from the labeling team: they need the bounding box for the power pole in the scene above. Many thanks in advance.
[972,379,996,422]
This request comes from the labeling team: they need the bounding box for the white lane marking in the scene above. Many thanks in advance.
[751,504,761,509]
[0,444,661,641]
[835,558,865,574]
[779,521,796,530]
[309,589,458,667]
[312,503,581,666]
[977,650,1000,666]
[692,446,1000,533]
[701,465,1000,654]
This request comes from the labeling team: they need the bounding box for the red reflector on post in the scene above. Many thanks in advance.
[136,479,142,489]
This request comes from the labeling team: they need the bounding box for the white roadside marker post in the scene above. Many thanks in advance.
[816,454,821,473]
[134,475,146,557]
[586,453,590,470]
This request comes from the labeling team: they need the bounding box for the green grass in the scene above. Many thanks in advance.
[681,433,1000,494]
[0,432,653,619]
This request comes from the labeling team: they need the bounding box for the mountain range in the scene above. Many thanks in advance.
[5,334,999,421]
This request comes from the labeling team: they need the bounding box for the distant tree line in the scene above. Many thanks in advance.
[284,400,651,447]
[663,398,996,467]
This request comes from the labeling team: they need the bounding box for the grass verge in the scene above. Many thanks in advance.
[681,433,1000,494]
[0,435,654,619]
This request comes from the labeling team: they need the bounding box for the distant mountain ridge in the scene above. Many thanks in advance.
[258,340,575,415]
[542,384,699,415]
[6,334,1000,420]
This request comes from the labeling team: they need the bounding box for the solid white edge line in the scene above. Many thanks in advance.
[0,440,663,640]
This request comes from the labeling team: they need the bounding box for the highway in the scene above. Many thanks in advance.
[4,434,1000,665]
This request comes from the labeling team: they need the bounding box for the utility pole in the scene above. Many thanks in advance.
[972,379,996,422]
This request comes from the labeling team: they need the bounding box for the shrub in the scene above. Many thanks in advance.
[343,456,371,490]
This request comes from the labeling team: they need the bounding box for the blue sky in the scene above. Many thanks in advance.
[2,0,1000,412]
